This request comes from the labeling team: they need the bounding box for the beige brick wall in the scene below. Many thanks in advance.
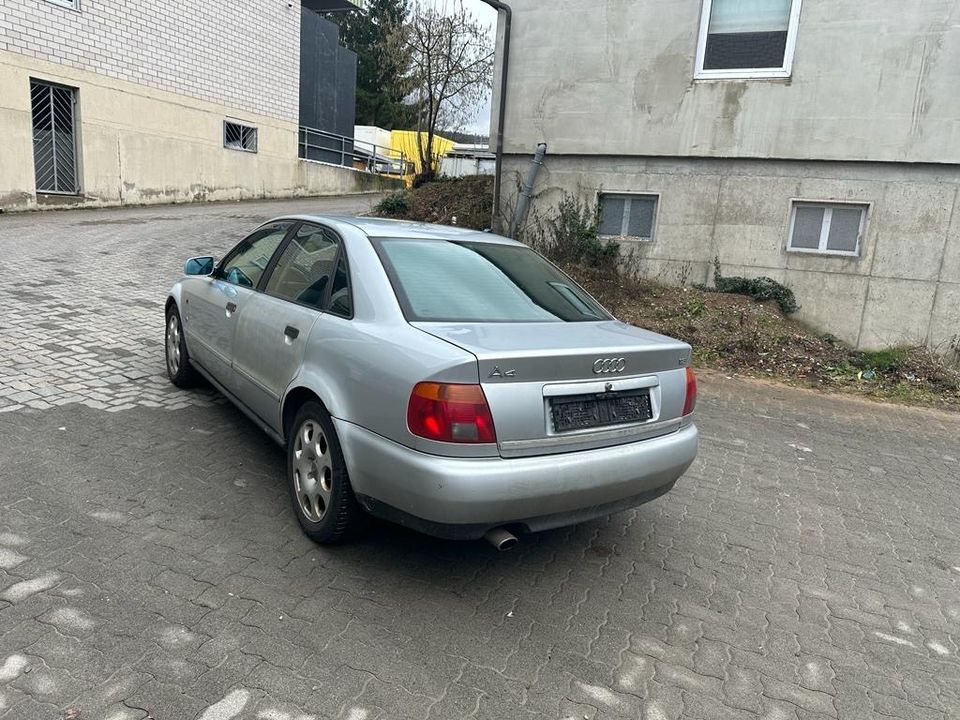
[0,0,299,122]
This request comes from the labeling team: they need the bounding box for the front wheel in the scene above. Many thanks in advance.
[165,306,199,388]
[287,401,364,543]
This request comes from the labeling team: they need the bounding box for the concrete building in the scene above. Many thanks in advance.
[493,0,960,351]
[0,0,394,212]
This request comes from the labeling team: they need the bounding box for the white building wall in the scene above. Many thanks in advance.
[495,0,960,165]
[0,0,300,122]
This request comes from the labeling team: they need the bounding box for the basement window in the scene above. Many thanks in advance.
[695,0,803,79]
[598,193,659,241]
[787,202,867,257]
[223,120,258,153]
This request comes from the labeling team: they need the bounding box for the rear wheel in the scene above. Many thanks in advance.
[165,305,199,388]
[287,401,364,543]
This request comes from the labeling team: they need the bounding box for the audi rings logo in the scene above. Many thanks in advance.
[592,357,626,374]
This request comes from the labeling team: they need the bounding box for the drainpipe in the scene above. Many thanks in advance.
[479,0,511,233]
[509,142,546,238]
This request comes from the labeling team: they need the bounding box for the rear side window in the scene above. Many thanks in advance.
[327,253,352,317]
[377,239,611,323]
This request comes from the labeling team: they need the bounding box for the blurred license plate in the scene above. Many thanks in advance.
[550,390,652,433]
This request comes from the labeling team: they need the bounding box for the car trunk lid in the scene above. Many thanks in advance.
[413,320,693,457]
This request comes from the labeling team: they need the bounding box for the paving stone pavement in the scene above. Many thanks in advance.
[2,198,960,720]
[0,196,380,414]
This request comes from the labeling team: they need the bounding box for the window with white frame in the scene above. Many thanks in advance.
[223,120,258,153]
[787,202,867,257]
[695,0,802,79]
[598,194,659,241]
[44,0,80,9]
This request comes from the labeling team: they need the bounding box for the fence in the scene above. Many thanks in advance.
[298,126,411,178]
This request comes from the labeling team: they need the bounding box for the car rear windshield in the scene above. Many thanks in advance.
[376,239,612,323]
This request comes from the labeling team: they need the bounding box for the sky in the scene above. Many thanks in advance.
[420,0,498,136]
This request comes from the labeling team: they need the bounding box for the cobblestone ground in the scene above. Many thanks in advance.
[2,199,960,720]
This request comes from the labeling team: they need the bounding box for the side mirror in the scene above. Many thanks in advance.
[184,256,215,276]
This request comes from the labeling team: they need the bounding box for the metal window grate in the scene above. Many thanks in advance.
[30,80,79,194]
[224,121,258,153]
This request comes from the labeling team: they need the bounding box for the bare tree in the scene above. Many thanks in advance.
[404,1,494,183]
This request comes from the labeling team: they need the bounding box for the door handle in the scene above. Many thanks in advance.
[225,302,237,313]
[284,325,300,340]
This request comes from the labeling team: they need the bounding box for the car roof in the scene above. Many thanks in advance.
[268,215,525,245]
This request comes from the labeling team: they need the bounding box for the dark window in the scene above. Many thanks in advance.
[826,208,863,253]
[788,203,866,256]
[30,79,79,194]
[700,0,796,73]
[224,120,257,152]
[377,240,611,323]
[598,194,658,241]
[265,224,340,308]
[790,206,824,250]
[598,197,627,236]
[219,224,291,288]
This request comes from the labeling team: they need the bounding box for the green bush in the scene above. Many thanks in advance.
[546,193,620,270]
[707,257,799,315]
[375,191,409,217]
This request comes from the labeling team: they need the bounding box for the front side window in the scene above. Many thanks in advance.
[695,0,802,79]
[377,240,611,323]
[598,193,659,241]
[788,202,867,257]
[219,223,291,288]
[264,224,342,309]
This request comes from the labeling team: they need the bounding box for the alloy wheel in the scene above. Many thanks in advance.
[166,313,181,376]
[293,419,333,522]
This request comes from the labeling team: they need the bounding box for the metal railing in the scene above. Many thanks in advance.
[298,125,411,177]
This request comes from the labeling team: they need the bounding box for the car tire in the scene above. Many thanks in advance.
[287,401,364,544]
[165,305,199,388]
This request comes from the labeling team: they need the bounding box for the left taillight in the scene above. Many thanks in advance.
[407,382,497,444]
[682,367,698,416]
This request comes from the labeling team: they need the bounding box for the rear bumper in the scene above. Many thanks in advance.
[334,419,698,539]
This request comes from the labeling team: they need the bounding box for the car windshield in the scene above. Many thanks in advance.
[377,239,612,323]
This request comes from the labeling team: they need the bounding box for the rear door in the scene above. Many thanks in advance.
[231,223,346,430]
[182,222,292,387]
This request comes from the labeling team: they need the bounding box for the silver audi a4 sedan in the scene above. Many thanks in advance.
[165,216,699,548]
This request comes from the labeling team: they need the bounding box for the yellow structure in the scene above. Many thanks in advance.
[389,130,455,185]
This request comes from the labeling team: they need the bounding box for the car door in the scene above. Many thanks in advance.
[231,223,348,430]
[181,222,292,389]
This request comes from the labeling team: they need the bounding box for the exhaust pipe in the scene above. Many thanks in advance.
[484,527,518,551]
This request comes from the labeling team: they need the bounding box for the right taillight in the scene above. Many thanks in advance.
[407,382,497,444]
[682,367,697,416]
